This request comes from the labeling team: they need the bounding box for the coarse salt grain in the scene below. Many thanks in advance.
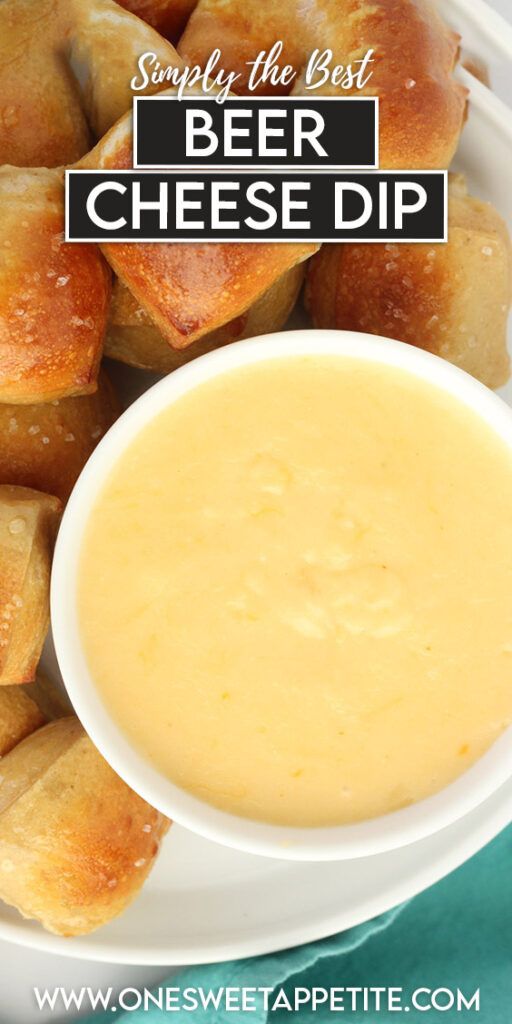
[8,517,25,535]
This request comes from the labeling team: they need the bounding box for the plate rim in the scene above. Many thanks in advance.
[0,784,510,965]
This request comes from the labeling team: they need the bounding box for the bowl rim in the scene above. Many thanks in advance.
[51,328,512,861]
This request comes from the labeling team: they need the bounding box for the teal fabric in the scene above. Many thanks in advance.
[88,824,512,1023]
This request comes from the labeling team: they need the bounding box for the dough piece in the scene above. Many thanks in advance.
[0,487,61,687]
[179,0,467,169]
[305,176,512,389]
[82,112,318,349]
[0,673,70,757]
[0,0,184,166]
[67,0,185,139]
[0,167,111,404]
[0,370,120,503]
[106,264,305,370]
[115,0,198,43]
[0,0,89,168]
[0,718,170,936]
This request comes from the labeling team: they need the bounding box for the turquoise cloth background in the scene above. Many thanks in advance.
[88,825,512,1022]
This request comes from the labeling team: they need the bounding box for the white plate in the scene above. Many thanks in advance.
[0,766,510,965]
[1,6,512,964]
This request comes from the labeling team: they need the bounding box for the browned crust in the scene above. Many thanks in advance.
[178,0,309,95]
[106,263,305,370]
[0,687,46,757]
[179,0,468,168]
[67,0,185,139]
[104,239,315,348]
[0,369,120,503]
[0,672,69,757]
[0,1,90,168]
[0,486,62,686]
[305,177,512,389]
[0,167,111,404]
[116,0,199,41]
[84,112,317,348]
[0,718,170,936]
[0,0,184,168]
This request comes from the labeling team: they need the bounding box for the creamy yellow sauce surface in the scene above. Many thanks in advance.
[78,358,512,826]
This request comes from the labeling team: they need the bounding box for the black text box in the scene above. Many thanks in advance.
[66,170,447,243]
[134,97,379,169]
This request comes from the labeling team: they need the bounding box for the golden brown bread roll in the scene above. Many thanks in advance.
[0,0,90,168]
[0,673,70,757]
[179,0,467,169]
[0,166,111,404]
[66,0,186,140]
[0,717,170,936]
[0,0,184,167]
[23,673,73,722]
[106,263,305,371]
[0,487,61,687]
[0,687,46,757]
[305,177,512,389]
[117,0,198,40]
[82,112,318,350]
[0,369,120,503]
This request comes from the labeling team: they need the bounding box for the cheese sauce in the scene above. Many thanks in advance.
[78,358,512,826]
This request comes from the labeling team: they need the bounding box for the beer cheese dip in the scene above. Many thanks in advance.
[78,357,512,827]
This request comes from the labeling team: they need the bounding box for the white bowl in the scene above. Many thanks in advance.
[51,329,512,861]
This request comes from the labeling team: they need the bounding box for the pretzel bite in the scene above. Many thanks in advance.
[0,687,46,757]
[0,672,70,757]
[82,113,317,350]
[116,0,198,41]
[0,167,111,405]
[67,0,186,139]
[0,717,170,936]
[0,370,119,503]
[0,487,61,687]
[305,177,512,389]
[106,263,305,371]
[179,0,467,169]
[0,0,89,167]
[0,0,185,167]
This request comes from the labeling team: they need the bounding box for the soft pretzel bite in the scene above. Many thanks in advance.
[305,177,512,389]
[0,0,185,167]
[0,166,111,405]
[67,0,185,139]
[106,264,305,371]
[0,0,90,168]
[116,0,199,41]
[0,370,119,503]
[179,0,467,169]
[0,672,70,757]
[0,486,61,687]
[82,113,317,350]
[0,718,170,935]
